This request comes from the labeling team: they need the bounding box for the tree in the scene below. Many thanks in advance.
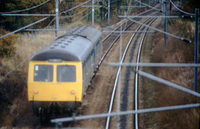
[182,0,200,13]
[0,0,55,31]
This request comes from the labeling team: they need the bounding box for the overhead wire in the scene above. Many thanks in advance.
[0,17,49,39]
[0,10,92,81]
[0,58,28,81]
[0,38,51,81]
[66,11,92,29]
[0,0,53,38]
[0,16,50,81]
[134,0,161,12]
[0,0,50,14]
[127,17,192,43]
[0,52,25,70]
[0,11,92,81]
[0,14,56,72]
[169,0,194,16]
[0,0,100,81]
[61,8,88,18]
[60,0,91,15]
[0,1,53,79]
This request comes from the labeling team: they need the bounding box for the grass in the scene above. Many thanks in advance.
[150,19,200,129]
[139,24,160,128]
[0,20,102,127]
[0,30,57,126]
[0,16,198,128]
[139,18,200,129]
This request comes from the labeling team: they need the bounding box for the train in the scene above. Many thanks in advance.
[27,26,101,122]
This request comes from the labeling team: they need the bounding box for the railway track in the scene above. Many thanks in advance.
[105,16,158,129]
[59,7,160,129]
[100,8,156,66]
[12,4,160,129]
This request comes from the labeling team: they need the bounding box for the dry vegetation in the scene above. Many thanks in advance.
[0,30,57,127]
[150,19,200,129]
[0,15,199,128]
[0,21,102,127]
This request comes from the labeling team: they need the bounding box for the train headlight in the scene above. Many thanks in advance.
[71,90,75,94]
[34,89,38,94]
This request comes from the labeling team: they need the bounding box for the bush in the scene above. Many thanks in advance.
[151,19,200,129]
[0,28,20,57]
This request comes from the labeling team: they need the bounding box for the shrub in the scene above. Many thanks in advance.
[0,28,20,57]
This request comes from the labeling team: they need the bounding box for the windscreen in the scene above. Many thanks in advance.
[57,65,76,82]
[34,65,53,82]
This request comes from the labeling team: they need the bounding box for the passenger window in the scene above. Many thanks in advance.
[34,65,53,82]
[57,65,76,82]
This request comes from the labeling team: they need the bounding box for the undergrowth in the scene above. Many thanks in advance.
[0,21,101,127]
[151,18,200,129]
[0,30,57,126]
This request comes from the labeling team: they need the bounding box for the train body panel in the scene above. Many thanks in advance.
[28,61,82,102]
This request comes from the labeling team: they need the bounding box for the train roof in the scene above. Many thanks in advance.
[31,26,101,61]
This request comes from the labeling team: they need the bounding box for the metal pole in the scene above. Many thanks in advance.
[51,103,200,123]
[55,0,59,37]
[164,0,168,45]
[117,20,123,129]
[169,1,171,16]
[126,0,128,14]
[180,0,182,8]
[161,0,164,25]
[108,0,110,25]
[194,8,199,92]
[92,0,94,26]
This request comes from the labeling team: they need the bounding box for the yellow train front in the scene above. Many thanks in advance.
[27,26,101,120]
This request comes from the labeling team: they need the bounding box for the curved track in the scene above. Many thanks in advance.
[13,4,160,129]
[58,7,160,129]
[105,16,157,129]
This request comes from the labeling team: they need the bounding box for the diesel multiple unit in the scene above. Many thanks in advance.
[27,26,101,120]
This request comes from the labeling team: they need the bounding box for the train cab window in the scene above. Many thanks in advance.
[57,65,76,82]
[34,65,53,82]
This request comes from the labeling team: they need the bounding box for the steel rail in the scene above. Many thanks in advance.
[102,25,121,42]
[105,21,139,129]
[100,8,157,66]
[101,5,157,43]
[134,18,157,129]
[99,18,134,65]
[105,14,156,129]
[103,8,159,129]
[50,5,158,128]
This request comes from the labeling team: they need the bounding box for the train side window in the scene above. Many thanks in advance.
[57,65,76,82]
[34,65,53,82]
